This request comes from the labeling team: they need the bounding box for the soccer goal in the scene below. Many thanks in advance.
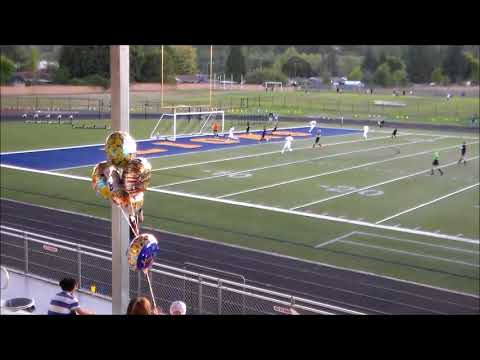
[150,106,225,141]
[264,81,283,92]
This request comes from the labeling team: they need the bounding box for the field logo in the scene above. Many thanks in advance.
[320,184,383,197]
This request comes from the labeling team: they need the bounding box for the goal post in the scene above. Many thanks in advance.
[150,109,225,141]
[264,81,283,91]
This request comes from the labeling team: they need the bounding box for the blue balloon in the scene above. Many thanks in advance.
[128,234,159,272]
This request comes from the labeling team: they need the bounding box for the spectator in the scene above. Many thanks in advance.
[170,301,187,315]
[127,297,162,315]
[48,278,95,315]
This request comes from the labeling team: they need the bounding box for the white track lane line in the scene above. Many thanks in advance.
[221,140,475,200]
[338,240,480,268]
[290,153,480,210]
[152,137,446,189]
[376,183,480,224]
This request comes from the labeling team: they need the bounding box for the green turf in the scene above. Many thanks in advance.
[1,127,479,295]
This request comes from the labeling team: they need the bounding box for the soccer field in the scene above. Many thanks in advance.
[1,122,478,295]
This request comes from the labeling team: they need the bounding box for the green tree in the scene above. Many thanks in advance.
[281,56,313,77]
[385,56,405,73]
[464,52,479,83]
[0,46,29,67]
[173,45,197,75]
[348,66,363,80]
[325,50,338,76]
[431,66,445,84]
[53,66,71,84]
[391,68,408,86]
[140,46,176,83]
[58,46,109,79]
[245,67,287,84]
[338,55,362,78]
[28,47,40,73]
[225,46,247,82]
[373,63,392,86]
[130,45,145,82]
[361,46,378,73]
[442,46,470,83]
[0,55,16,84]
[406,45,438,83]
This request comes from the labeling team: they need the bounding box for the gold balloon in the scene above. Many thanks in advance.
[110,188,130,208]
[130,191,144,213]
[91,161,111,200]
[122,157,152,195]
[105,131,137,167]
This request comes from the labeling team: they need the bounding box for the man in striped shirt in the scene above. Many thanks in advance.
[48,278,94,315]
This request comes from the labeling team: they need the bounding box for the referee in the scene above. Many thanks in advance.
[430,152,444,176]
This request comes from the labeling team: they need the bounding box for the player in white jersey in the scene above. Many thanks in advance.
[363,125,369,140]
[309,120,317,133]
[281,134,294,154]
[228,127,238,140]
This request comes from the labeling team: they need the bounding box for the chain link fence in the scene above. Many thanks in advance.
[0,225,364,315]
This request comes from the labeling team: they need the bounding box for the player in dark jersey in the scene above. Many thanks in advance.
[259,126,267,142]
[458,142,467,165]
[272,121,279,134]
[392,128,398,138]
[312,129,322,148]
[246,122,250,134]
[430,152,444,175]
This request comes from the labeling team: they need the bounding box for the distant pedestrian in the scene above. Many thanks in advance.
[458,142,467,165]
[391,128,398,138]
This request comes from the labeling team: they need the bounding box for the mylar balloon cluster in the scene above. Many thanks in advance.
[127,233,160,272]
[91,131,152,213]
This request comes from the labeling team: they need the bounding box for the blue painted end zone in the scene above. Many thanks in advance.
[0,127,360,171]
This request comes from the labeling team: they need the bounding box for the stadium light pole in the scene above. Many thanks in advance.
[161,45,164,108]
[209,45,213,108]
[110,45,130,315]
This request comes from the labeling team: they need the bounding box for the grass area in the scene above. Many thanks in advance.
[1,129,479,294]
[2,89,479,126]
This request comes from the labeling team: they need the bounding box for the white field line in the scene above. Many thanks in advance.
[152,134,391,172]
[152,137,446,189]
[221,140,475,200]
[3,163,478,244]
[1,197,477,299]
[352,231,479,254]
[376,183,480,224]
[0,164,91,181]
[338,240,480,268]
[314,232,357,248]
[291,153,480,210]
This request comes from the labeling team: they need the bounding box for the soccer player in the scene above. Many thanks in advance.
[272,121,279,134]
[212,121,220,137]
[259,126,267,142]
[392,128,398,138]
[281,134,294,154]
[246,121,250,134]
[430,152,444,175]
[228,127,238,140]
[363,125,369,140]
[312,129,322,148]
[308,120,317,133]
[458,142,467,165]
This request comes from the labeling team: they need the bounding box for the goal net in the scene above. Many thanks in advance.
[264,81,283,91]
[150,106,225,141]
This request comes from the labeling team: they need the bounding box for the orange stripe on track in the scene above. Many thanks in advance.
[153,141,202,149]
[190,138,240,144]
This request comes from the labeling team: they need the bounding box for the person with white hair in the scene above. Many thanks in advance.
[308,120,317,133]
[363,125,369,140]
[170,301,187,315]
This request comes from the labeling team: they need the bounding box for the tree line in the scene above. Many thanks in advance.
[1,45,478,87]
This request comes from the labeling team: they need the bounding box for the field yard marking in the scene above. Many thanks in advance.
[290,153,480,210]
[152,134,392,172]
[374,129,479,140]
[314,232,357,248]
[2,165,478,244]
[353,231,479,254]
[338,240,480,268]
[153,137,443,189]
[376,183,480,224]
[1,197,477,299]
[220,141,478,200]
[0,164,91,181]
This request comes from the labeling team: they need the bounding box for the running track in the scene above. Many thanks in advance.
[1,199,478,314]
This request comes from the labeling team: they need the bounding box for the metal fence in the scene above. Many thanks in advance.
[0,225,363,315]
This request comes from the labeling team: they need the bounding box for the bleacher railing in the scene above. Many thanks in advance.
[0,225,364,315]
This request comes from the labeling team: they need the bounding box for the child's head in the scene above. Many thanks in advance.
[59,278,77,293]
